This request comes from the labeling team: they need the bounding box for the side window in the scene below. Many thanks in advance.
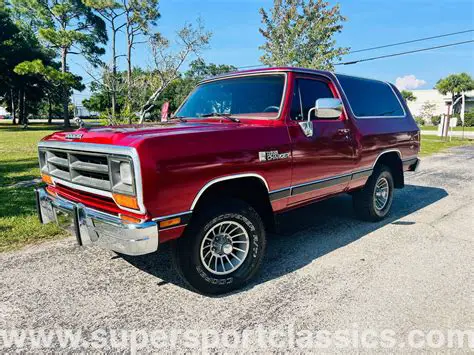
[336,74,405,118]
[290,78,335,120]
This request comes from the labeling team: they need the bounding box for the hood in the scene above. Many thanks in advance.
[42,121,243,147]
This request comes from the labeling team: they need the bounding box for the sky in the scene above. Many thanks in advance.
[71,0,474,104]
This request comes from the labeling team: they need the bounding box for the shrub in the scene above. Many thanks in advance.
[414,116,425,126]
[431,115,441,126]
[463,111,474,127]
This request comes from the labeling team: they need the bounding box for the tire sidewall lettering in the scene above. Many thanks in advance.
[196,212,260,285]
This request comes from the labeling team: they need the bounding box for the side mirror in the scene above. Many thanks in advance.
[312,98,343,120]
[299,98,342,137]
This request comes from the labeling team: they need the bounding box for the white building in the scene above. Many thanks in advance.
[406,89,474,122]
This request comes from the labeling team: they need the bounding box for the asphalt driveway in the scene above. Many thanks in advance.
[1,146,473,352]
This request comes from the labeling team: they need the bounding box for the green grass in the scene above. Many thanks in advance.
[0,120,473,252]
[0,122,66,252]
[420,136,474,157]
[421,125,474,132]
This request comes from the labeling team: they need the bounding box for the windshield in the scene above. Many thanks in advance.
[175,74,285,119]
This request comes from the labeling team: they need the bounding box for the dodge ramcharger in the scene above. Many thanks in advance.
[35,67,420,294]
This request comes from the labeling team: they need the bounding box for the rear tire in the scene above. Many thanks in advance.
[352,164,394,221]
[171,199,266,295]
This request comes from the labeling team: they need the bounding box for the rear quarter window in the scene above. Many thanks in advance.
[336,74,405,118]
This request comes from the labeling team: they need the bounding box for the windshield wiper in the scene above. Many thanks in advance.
[199,112,240,123]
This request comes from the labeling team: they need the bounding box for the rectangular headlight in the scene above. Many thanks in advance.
[110,158,135,195]
[120,162,133,185]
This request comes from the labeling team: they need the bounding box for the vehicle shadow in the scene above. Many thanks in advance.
[119,184,448,295]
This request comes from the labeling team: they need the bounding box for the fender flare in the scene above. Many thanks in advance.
[190,173,269,210]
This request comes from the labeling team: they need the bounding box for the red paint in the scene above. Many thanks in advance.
[41,67,420,241]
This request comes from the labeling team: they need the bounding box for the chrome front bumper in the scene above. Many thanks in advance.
[35,187,158,256]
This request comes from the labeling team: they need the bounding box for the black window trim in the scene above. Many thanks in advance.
[334,74,407,119]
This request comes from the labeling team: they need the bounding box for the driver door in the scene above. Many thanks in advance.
[288,75,356,206]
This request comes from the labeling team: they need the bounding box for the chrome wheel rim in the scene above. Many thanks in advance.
[200,221,249,275]
[374,177,390,211]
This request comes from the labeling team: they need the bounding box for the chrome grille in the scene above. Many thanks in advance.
[38,141,143,213]
[40,149,112,191]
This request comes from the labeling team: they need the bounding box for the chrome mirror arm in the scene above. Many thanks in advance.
[307,107,316,122]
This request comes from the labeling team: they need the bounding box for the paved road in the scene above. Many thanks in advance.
[1,147,473,352]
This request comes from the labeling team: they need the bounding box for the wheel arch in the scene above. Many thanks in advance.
[190,174,275,232]
[373,150,404,188]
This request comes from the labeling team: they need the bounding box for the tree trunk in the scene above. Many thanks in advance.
[139,84,166,123]
[111,22,116,120]
[48,96,52,124]
[18,88,24,126]
[61,48,70,127]
[23,90,27,126]
[127,38,132,124]
[10,89,16,125]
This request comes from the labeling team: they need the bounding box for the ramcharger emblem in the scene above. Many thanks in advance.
[259,151,290,162]
[65,133,83,140]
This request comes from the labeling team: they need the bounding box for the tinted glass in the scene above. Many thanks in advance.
[336,74,405,117]
[290,78,334,120]
[176,75,285,119]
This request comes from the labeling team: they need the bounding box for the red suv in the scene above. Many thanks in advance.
[35,67,420,294]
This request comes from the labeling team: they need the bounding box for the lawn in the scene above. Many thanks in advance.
[420,125,474,132]
[0,122,66,252]
[419,135,474,156]
[0,121,473,252]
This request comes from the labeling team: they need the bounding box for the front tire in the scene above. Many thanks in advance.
[352,164,394,221]
[171,199,266,295]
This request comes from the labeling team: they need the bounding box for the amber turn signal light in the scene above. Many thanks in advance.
[41,173,53,185]
[120,214,142,224]
[113,193,139,210]
[159,217,181,229]
[45,187,57,197]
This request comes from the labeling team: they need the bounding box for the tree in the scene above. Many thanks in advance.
[85,0,126,120]
[435,73,474,104]
[154,59,237,114]
[14,59,85,121]
[435,73,474,135]
[0,5,23,123]
[138,20,211,123]
[82,61,128,123]
[259,0,349,70]
[83,59,235,121]
[419,101,437,123]
[0,6,59,124]
[123,0,160,118]
[82,60,234,120]
[401,90,416,102]
[184,58,236,80]
[11,0,108,126]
